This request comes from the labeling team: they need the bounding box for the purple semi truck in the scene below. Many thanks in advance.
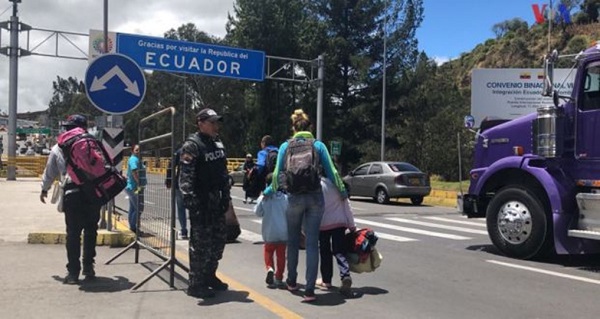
[459,42,600,259]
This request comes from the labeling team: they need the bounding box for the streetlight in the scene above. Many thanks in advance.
[380,0,388,161]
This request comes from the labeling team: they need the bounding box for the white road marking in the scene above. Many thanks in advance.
[250,219,417,242]
[238,229,264,243]
[374,232,418,243]
[354,218,471,240]
[387,217,488,235]
[424,216,487,227]
[487,260,600,286]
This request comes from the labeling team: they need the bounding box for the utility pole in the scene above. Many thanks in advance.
[380,0,388,162]
[182,77,187,140]
[316,55,324,140]
[548,0,553,52]
[6,0,21,180]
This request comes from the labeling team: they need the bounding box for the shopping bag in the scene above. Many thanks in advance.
[225,201,241,242]
[348,248,383,273]
[51,175,66,213]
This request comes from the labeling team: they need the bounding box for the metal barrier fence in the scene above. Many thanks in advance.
[0,155,246,178]
[0,156,47,177]
[105,107,186,291]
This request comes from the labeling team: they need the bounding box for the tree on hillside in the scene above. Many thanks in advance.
[492,18,528,39]
[582,0,600,22]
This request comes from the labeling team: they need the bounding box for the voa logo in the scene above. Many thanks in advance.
[532,3,572,24]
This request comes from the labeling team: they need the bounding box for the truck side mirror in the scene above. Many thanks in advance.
[553,90,560,107]
[543,50,559,97]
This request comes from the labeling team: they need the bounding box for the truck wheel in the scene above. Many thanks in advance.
[411,196,424,206]
[375,188,389,204]
[486,186,549,259]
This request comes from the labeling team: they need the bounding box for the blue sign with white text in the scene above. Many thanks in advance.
[85,53,146,114]
[116,33,265,82]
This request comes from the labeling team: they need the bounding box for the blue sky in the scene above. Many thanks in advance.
[0,0,567,112]
[417,0,553,63]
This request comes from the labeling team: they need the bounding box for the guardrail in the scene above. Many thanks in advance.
[0,155,249,178]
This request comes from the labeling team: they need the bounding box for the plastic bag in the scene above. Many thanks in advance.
[51,175,66,213]
[348,248,383,273]
[225,201,241,242]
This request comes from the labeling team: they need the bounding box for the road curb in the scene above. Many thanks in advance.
[27,190,459,245]
[28,228,135,247]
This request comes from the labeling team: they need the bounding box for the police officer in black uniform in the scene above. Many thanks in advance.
[179,108,231,299]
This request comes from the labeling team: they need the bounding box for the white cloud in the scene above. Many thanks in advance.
[432,56,452,66]
[0,0,235,113]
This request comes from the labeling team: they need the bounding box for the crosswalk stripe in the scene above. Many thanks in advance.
[234,206,255,212]
[387,217,488,235]
[354,218,472,240]
[424,216,487,227]
[372,232,418,242]
[249,219,417,243]
[238,229,264,243]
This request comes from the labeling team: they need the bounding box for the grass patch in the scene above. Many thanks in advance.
[431,180,470,192]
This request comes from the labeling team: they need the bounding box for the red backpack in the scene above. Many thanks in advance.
[346,228,379,262]
[58,127,126,206]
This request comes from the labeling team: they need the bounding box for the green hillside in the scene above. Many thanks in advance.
[443,21,600,92]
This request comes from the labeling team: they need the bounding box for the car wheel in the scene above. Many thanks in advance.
[375,188,389,204]
[410,196,423,206]
[486,186,551,259]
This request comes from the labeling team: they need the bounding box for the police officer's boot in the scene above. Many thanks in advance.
[206,273,228,291]
[82,263,95,279]
[187,285,215,299]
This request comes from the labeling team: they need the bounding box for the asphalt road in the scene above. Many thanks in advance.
[110,177,600,319]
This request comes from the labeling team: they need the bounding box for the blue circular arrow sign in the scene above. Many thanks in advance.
[85,53,146,114]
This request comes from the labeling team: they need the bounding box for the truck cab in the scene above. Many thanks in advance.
[459,42,600,259]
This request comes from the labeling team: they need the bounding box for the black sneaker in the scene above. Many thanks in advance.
[82,264,95,279]
[206,275,229,291]
[286,279,299,291]
[340,276,353,298]
[265,268,275,287]
[63,273,79,285]
[187,286,215,299]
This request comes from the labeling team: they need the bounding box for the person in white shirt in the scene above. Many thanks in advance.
[319,177,356,297]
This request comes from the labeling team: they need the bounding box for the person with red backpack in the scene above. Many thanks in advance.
[39,114,102,285]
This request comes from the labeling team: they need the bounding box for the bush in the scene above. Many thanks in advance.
[565,35,590,53]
